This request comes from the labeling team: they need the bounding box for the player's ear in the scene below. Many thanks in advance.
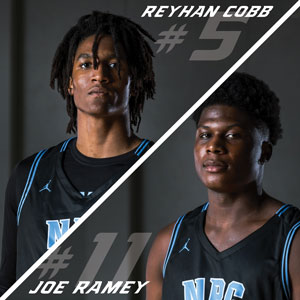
[68,77,74,96]
[259,141,272,165]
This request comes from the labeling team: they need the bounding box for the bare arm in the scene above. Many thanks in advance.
[146,222,175,300]
[289,229,300,300]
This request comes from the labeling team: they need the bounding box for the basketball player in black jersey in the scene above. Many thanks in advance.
[0,11,155,295]
[147,73,300,300]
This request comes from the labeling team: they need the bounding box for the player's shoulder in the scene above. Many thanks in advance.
[151,205,205,259]
[133,138,154,157]
[279,203,300,298]
[155,222,176,249]
[13,139,73,177]
[276,203,300,228]
[184,203,207,220]
[155,204,206,244]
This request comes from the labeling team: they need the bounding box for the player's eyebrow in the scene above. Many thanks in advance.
[226,123,244,129]
[197,123,244,129]
[76,53,92,61]
[104,53,118,60]
[197,125,209,129]
[76,53,118,61]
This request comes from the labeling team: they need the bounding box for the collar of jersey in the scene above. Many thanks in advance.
[54,138,150,200]
[197,210,280,260]
[69,138,143,167]
[55,140,127,201]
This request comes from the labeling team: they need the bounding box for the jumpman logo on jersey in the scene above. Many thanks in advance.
[179,238,191,253]
[39,180,52,193]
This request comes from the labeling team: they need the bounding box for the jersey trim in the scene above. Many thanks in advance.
[17,149,48,226]
[60,137,76,152]
[276,204,292,216]
[134,139,150,156]
[163,215,185,278]
[281,220,300,299]
[201,202,209,212]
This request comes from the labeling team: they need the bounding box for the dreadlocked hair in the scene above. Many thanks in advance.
[50,11,156,133]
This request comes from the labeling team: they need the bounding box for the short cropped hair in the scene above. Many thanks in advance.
[193,72,282,145]
[50,11,155,133]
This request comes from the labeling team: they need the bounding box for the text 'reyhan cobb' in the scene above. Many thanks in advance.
[141,6,273,18]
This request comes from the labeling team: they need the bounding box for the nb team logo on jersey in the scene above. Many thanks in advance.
[46,218,80,249]
[182,278,245,300]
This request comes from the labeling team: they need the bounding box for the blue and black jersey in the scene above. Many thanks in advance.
[162,203,300,300]
[0,137,153,295]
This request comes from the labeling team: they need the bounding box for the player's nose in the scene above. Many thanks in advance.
[206,136,226,154]
[91,64,110,83]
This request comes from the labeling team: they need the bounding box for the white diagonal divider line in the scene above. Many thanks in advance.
[2,1,300,299]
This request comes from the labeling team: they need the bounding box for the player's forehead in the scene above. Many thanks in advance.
[74,34,127,61]
[198,104,254,129]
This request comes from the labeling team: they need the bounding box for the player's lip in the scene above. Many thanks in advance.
[203,159,228,172]
[88,86,109,95]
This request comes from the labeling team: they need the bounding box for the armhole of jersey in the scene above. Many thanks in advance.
[281,219,300,299]
[162,215,185,278]
[134,139,150,157]
[60,137,76,152]
[16,149,48,226]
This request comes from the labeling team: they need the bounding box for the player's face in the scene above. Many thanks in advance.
[69,35,130,118]
[194,105,268,193]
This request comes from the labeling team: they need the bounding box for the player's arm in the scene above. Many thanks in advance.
[289,229,300,300]
[146,222,174,300]
[0,156,33,296]
[0,171,18,295]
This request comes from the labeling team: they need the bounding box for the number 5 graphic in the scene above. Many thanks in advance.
[190,12,249,61]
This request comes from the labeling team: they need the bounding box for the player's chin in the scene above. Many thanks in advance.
[202,174,240,193]
[77,105,108,118]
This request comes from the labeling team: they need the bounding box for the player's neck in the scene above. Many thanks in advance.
[75,112,140,158]
[206,185,267,226]
[204,189,282,252]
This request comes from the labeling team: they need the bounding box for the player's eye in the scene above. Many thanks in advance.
[226,133,241,139]
[199,132,211,139]
[108,62,118,69]
[80,62,92,70]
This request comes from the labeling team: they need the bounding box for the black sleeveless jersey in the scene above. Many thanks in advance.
[1,137,152,285]
[162,203,300,300]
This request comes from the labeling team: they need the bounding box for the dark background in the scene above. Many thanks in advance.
[1,0,300,299]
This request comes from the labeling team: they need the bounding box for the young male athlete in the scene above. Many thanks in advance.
[0,11,155,295]
[146,73,300,300]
